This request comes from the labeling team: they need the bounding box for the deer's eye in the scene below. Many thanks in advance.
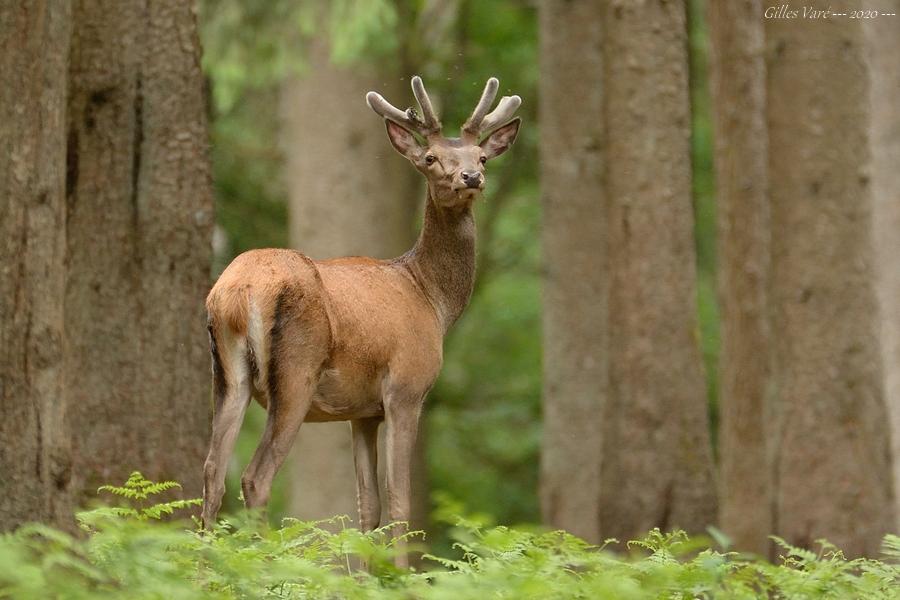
[425,155,436,165]
[479,156,487,165]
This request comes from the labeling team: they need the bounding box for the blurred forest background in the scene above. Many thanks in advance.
[3,0,900,564]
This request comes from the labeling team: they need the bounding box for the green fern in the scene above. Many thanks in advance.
[78,471,201,526]
[96,471,182,501]
[3,475,898,599]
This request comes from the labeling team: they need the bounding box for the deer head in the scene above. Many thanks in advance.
[366,77,521,208]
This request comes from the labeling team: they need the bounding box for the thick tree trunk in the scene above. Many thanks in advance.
[65,0,213,502]
[0,0,73,531]
[280,41,419,527]
[599,0,717,541]
[539,0,716,542]
[766,7,896,556]
[708,0,773,555]
[538,0,606,543]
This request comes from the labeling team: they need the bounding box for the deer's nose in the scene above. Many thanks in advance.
[461,171,482,189]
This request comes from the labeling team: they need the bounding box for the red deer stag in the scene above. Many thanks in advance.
[201,76,521,565]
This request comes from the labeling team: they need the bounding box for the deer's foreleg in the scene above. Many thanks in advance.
[384,391,424,569]
[351,417,382,532]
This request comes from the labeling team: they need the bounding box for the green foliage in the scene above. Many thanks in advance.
[79,471,203,524]
[200,0,400,113]
[201,0,300,113]
[327,0,399,66]
[1,476,899,599]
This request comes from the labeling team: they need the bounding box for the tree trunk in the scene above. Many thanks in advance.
[0,0,74,531]
[868,3,900,532]
[766,5,897,556]
[280,41,420,528]
[599,0,717,541]
[708,0,773,555]
[65,0,213,502]
[539,0,716,543]
[538,0,607,543]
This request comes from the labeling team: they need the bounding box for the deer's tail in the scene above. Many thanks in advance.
[207,285,250,337]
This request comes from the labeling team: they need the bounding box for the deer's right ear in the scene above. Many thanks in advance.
[385,120,422,160]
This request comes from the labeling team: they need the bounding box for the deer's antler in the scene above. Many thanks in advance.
[366,76,442,138]
[462,77,522,140]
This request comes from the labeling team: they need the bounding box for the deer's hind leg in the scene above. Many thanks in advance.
[202,328,252,530]
[241,287,330,511]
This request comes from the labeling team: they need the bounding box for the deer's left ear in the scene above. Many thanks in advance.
[480,118,520,160]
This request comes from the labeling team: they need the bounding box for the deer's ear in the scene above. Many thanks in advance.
[385,119,422,160]
[480,118,520,160]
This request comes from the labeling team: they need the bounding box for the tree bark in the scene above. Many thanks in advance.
[65,0,213,502]
[868,2,900,532]
[538,0,606,543]
[280,40,420,528]
[539,0,717,543]
[0,0,74,531]
[708,0,773,555]
[599,0,717,541]
[766,5,897,556]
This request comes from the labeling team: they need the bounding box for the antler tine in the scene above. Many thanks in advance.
[480,95,522,133]
[366,77,442,138]
[411,76,441,134]
[462,77,499,137]
[366,91,424,134]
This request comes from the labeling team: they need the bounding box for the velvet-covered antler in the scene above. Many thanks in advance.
[366,76,442,138]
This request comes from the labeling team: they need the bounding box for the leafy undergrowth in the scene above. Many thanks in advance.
[1,474,899,599]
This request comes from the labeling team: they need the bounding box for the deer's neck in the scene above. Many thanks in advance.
[402,189,476,332]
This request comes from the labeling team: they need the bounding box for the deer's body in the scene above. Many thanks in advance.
[201,77,520,567]
[207,198,475,423]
